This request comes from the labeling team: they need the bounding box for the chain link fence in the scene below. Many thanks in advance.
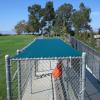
[5,56,18,100]
[70,36,100,81]
[5,58,57,100]
[10,61,18,100]
[5,55,86,100]
[54,57,85,100]
[22,59,58,100]
[5,56,35,100]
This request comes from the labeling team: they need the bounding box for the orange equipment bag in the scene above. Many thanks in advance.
[52,62,62,78]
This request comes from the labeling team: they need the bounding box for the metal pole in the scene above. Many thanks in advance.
[81,52,86,100]
[50,60,51,70]
[51,73,54,100]
[99,61,100,81]
[34,60,37,77]
[30,60,32,94]
[5,55,12,100]
[17,50,22,100]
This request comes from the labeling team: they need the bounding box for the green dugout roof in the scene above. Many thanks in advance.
[13,38,82,60]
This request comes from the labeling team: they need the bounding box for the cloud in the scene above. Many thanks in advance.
[91,11,100,16]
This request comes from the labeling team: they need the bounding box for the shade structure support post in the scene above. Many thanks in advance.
[17,50,22,100]
[81,52,86,100]
[5,55,12,100]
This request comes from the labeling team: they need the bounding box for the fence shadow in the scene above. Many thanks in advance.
[85,69,100,100]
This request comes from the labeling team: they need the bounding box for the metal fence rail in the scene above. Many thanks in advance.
[70,36,100,81]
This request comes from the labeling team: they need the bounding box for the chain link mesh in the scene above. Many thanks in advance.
[10,61,18,100]
[62,58,82,100]
[10,58,84,100]
[22,60,57,100]
[70,36,100,81]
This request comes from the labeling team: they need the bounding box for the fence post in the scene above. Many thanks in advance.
[5,55,12,100]
[81,52,86,100]
[17,50,21,100]
[99,61,100,81]
[30,60,32,94]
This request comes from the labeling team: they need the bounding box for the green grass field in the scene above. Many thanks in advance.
[0,35,35,100]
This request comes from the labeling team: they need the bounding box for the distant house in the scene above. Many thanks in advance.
[94,34,100,39]
[94,34,100,47]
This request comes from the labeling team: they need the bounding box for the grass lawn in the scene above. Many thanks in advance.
[0,35,35,100]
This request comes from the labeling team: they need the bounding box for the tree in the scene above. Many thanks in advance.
[52,25,62,36]
[98,28,100,35]
[26,2,55,34]
[44,1,55,21]
[27,4,41,33]
[28,14,40,32]
[71,11,83,32]
[15,20,26,35]
[25,24,34,33]
[0,33,3,36]
[28,4,41,20]
[71,2,92,33]
[54,3,74,35]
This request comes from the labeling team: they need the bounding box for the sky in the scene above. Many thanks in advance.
[0,0,100,33]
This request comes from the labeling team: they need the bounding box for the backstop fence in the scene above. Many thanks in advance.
[5,53,86,100]
[70,36,100,81]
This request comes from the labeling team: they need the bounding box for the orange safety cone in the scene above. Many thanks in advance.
[52,62,62,78]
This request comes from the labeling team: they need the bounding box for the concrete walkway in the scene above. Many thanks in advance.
[22,60,57,100]
[22,75,54,100]
[85,69,100,100]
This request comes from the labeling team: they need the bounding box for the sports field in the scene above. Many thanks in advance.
[0,35,35,100]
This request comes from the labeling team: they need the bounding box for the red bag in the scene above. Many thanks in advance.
[52,62,62,78]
